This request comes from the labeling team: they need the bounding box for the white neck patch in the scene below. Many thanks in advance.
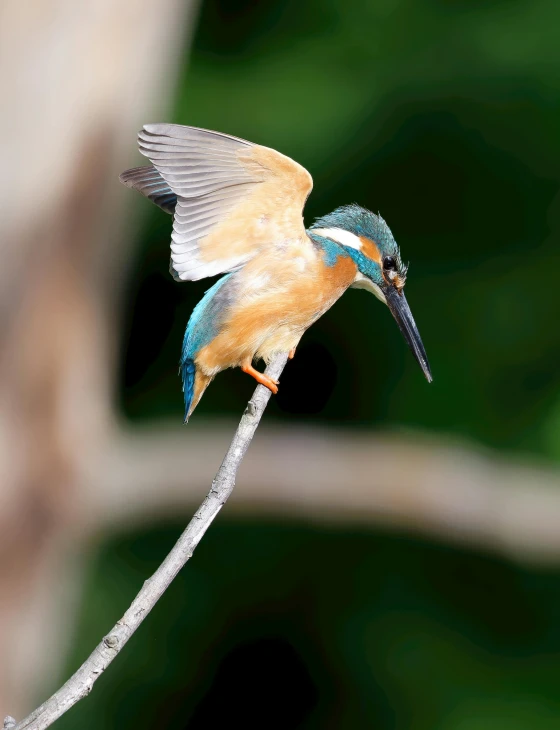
[351,271,387,304]
[311,227,362,251]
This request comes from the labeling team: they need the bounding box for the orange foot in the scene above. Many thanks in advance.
[241,360,279,394]
[288,347,296,360]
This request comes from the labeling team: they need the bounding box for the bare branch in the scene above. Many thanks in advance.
[6,354,288,730]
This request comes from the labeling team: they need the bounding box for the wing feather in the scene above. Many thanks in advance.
[134,123,313,281]
[119,166,177,214]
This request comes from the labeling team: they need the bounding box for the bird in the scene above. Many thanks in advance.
[120,123,431,421]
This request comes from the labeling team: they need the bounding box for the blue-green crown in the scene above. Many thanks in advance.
[310,204,397,257]
[308,204,407,281]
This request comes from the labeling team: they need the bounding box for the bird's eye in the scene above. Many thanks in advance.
[383,256,397,271]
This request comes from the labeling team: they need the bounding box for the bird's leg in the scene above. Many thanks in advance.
[288,347,296,360]
[241,359,279,394]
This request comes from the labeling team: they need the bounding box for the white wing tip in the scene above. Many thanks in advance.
[143,123,168,134]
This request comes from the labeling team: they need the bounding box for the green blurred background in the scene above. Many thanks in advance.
[58,0,560,727]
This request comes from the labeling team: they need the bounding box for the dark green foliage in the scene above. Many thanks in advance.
[56,523,560,729]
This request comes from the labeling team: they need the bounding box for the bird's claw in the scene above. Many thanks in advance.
[241,361,279,394]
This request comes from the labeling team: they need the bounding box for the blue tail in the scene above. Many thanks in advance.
[181,358,196,423]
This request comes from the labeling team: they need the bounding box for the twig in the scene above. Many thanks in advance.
[5,353,288,730]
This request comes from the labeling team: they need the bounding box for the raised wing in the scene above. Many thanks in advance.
[134,123,313,281]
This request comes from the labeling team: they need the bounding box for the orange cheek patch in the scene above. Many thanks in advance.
[358,236,382,264]
[329,255,358,287]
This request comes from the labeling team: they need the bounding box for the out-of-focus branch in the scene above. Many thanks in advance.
[84,423,560,564]
[6,355,287,730]
[4,355,288,730]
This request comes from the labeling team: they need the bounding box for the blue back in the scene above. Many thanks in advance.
[181,273,235,418]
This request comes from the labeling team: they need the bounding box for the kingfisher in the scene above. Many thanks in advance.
[120,124,431,421]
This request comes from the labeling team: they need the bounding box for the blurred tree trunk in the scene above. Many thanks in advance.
[0,0,197,716]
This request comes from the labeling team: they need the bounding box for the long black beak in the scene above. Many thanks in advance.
[385,287,432,382]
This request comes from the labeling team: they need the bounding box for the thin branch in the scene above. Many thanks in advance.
[5,353,288,730]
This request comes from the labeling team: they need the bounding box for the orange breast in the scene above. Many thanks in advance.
[196,250,357,373]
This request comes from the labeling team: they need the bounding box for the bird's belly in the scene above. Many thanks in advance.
[255,324,304,361]
[196,255,356,373]
[253,289,340,361]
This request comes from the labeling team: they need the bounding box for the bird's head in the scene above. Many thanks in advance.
[309,204,432,382]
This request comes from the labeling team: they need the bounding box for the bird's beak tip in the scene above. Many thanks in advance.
[385,287,432,384]
[421,358,433,383]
